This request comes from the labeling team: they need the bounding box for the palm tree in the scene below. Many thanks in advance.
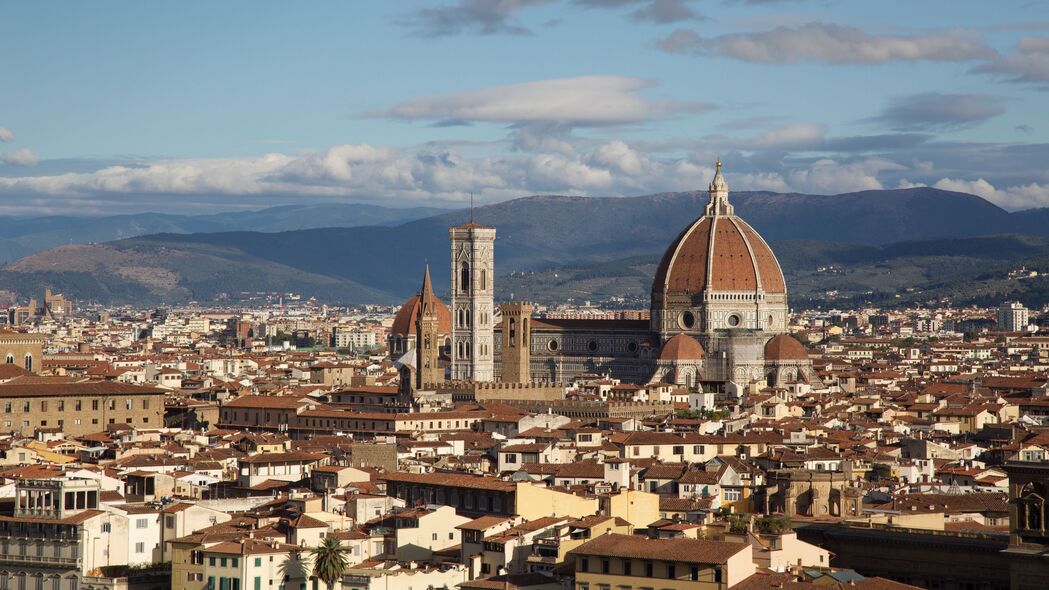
[310,537,349,590]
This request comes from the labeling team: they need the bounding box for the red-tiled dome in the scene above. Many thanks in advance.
[764,334,808,361]
[652,215,785,296]
[659,333,705,361]
[390,294,452,336]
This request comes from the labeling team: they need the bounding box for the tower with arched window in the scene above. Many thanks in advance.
[450,221,496,381]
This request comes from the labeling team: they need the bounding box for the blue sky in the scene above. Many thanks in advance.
[1,0,1048,214]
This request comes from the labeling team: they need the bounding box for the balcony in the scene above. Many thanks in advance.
[0,554,80,567]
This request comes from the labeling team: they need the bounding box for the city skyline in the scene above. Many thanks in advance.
[0,1,1048,215]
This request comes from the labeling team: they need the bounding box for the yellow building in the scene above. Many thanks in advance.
[569,534,754,590]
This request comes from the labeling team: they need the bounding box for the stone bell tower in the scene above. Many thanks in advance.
[500,302,532,383]
[450,220,496,381]
[415,264,443,389]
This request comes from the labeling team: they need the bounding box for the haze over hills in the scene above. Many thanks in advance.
[0,203,448,264]
[4,187,1049,308]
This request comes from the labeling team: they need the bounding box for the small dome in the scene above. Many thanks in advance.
[764,334,808,361]
[390,294,452,336]
[659,333,705,361]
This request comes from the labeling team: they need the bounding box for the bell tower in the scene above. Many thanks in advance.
[450,221,496,381]
[499,301,532,383]
[415,264,443,389]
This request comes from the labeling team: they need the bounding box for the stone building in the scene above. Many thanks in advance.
[0,330,45,374]
[0,381,164,437]
[391,163,814,398]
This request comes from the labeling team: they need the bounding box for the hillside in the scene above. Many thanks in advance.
[3,187,1048,307]
[0,203,447,264]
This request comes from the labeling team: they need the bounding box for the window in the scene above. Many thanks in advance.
[75,401,81,411]
[57,401,64,411]
[220,558,227,567]
[623,561,631,576]
[143,399,149,409]
[136,518,148,529]
[580,558,589,572]
[713,568,722,584]
[41,402,47,412]
[666,564,675,579]
[208,577,216,590]
[504,453,517,463]
[21,402,29,413]
[693,445,704,454]
[209,557,216,566]
[602,560,610,574]
[92,400,98,411]
[255,558,262,567]
[101,523,111,533]
[644,563,653,577]
[135,542,144,553]
[254,579,261,590]
[690,567,699,582]
[126,400,133,410]
[166,516,175,528]
[672,446,684,455]
[2,403,8,413]
[231,558,239,568]
[432,533,438,541]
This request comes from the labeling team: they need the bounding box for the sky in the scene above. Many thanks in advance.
[1,0,1048,215]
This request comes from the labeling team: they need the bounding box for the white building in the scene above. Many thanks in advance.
[998,301,1030,331]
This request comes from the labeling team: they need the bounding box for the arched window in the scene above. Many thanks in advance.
[460,262,470,293]
[23,355,31,373]
[465,341,471,359]
[4,355,11,365]
[481,269,487,290]
[508,318,516,347]
[465,309,471,328]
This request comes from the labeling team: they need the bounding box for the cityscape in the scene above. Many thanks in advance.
[1,3,1049,590]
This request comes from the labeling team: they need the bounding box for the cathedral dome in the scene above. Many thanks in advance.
[764,334,809,361]
[391,293,452,336]
[652,162,785,297]
[659,333,705,361]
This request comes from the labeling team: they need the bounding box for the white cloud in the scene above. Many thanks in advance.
[659,22,994,64]
[0,128,13,143]
[0,148,38,167]
[379,75,714,126]
[933,177,1049,209]
[787,158,903,193]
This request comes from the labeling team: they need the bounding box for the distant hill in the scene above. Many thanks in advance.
[4,187,1049,307]
[0,203,448,263]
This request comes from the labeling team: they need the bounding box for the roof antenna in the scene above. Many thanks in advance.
[470,191,475,224]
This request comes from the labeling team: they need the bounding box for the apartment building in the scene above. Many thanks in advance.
[569,534,755,590]
[0,381,164,436]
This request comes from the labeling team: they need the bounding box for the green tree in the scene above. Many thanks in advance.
[310,537,349,590]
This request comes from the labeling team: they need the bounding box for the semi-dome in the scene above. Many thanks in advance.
[391,293,452,336]
[659,333,705,361]
[652,162,785,297]
[764,333,809,361]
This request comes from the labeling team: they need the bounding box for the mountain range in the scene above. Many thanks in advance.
[4,187,1049,309]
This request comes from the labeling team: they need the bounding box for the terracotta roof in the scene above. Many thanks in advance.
[391,293,452,336]
[659,333,705,361]
[765,334,809,361]
[652,213,785,295]
[0,381,164,397]
[569,533,748,564]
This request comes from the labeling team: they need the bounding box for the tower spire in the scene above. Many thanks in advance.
[705,158,732,216]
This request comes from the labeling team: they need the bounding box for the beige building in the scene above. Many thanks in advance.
[0,330,45,373]
[0,380,164,436]
[569,533,755,590]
